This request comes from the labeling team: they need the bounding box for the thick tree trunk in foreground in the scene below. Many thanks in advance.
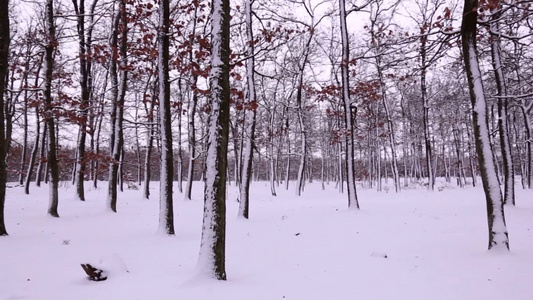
[461,0,509,250]
[0,0,10,235]
[198,0,230,280]
[157,0,174,235]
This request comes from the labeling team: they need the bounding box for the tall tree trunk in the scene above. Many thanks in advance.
[24,55,43,194]
[25,107,40,195]
[184,8,199,201]
[198,0,230,280]
[19,76,29,185]
[142,80,156,199]
[519,105,532,188]
[45,0,60,217]
[0,0,10,235]
[490,9,514,205]
[461,0,509,250]
[36,122,47,187]
[339,0,359,207]
[142,124,154,199]
[93,102,104,188]
[157,0,174,234]
[284,133,291,190]
[238,0,257,219]
[176,85,183,193]
[268,107,277,196]
[420,36,434,191]
[72,0,98,201]
[107,0,127,212]
[294,28,315,196]
[184,90,197,200]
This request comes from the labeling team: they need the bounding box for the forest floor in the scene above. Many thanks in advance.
[1,179,533,300]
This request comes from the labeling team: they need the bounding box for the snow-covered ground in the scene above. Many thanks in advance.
[1,180,532,300]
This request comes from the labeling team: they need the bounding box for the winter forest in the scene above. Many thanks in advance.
[1,0,533,298]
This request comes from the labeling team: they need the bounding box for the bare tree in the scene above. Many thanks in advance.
[339,0,360,208]
[198,0,230,280]
[107,0,128,213]
[44,0,60,218]
[0,0,11,235]
[72,0,99,201]
[461,0,509,250]
[238,0,257,219]
[157,0,174,234]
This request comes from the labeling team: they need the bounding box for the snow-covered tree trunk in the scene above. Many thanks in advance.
[184,10,200,201]
[490,9,514,205]
[25,108,40,195]
[184,91,197,200]
[44,0,60,218]
[176,95,183,193]
[337,142,343,193]
[461,0,509,250]
[142,125,154,199]
[420,36,434,191]
[295,110,306,196]
[238,0,257,219]
[92,104,103,188]
[72,0,96,201]
[339,0,359,208]
[519,105,533,188]
[25,59,43,194]
[268,109,277,196]
[107,0,127,213]
[0,0,10,235]
[157,0,174,234]
[294,30,315,196]
[285,135,291,190]
[36,122,47,187]
[379,76,399,192]
[19,86,28,186]
[198,0,230,280]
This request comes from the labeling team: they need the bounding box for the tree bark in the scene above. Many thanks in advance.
[184,7,200,201]
[107,0,127,213]
[25,107,40,195]
[198,0,230,280]
[238,0,257,219]
[490,8,514,205]
[157,0,174,234]
[339,0,359,208]
[461,0,509,250]
[0,0,11,235]
[45,0,60,218]
[420,36,434,191]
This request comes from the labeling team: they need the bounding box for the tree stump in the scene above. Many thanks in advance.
[81,263,107,281]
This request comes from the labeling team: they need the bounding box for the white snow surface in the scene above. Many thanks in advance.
[1,180,533,300]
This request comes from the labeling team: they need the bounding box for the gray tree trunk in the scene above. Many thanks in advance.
[339,0,359,208]
[157,0,174,234]
[461,0,509,250]
[238,0,257,219]
[198,0,230,280]
[107,0,127,212]
[490,8,514,205]
[45,0,60,218]
[0,0,10,235]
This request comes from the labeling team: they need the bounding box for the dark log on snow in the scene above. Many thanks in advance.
[81,263,107,281]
